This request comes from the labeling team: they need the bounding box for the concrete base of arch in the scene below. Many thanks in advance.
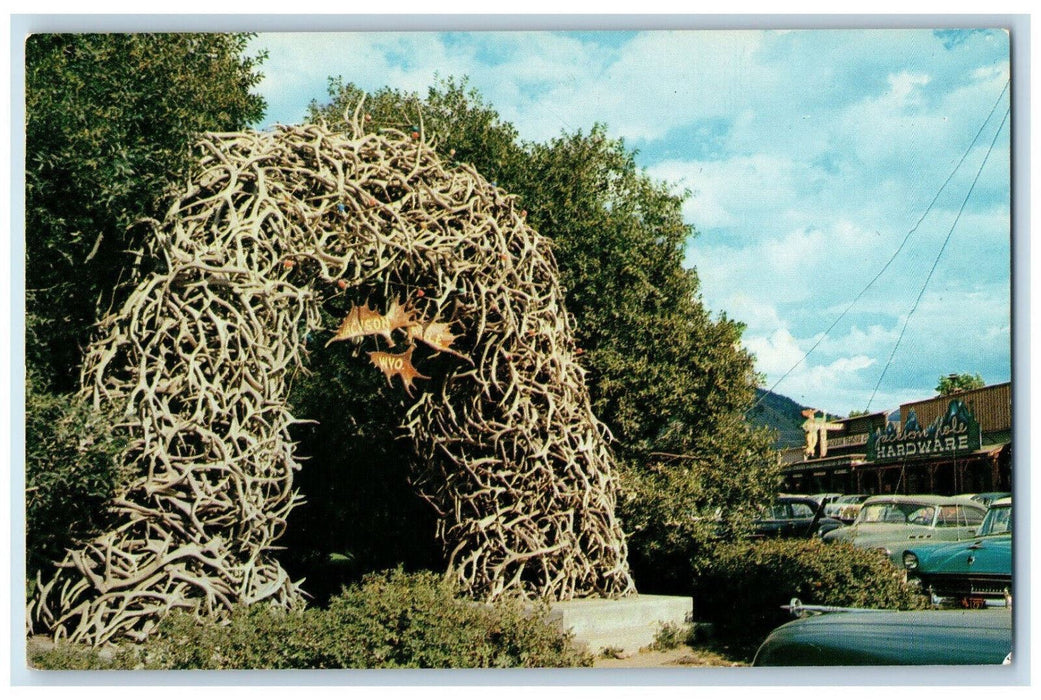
[540,595,694,656]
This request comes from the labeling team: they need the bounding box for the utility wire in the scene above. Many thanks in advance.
[865,104,1010,412]
[748,79,1010,413]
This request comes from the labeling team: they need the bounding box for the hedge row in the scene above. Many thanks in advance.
[30,569,592,669]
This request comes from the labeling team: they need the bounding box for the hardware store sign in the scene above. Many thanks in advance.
[866,400,981,463]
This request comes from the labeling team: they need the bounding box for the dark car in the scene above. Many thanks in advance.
[753,496,844,539]
[903,497,1012,608]
[753,604,1012,666]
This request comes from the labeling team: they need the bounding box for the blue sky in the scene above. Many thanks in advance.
[248,28,1011,417]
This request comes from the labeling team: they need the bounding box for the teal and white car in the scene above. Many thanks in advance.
[902,497,1012,607]
[821,494,987,565]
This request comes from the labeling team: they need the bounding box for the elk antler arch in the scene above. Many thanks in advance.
[29,110,635,645]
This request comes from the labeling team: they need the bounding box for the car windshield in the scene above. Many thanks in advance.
[979,504,1012,536]
[858,502,934,525]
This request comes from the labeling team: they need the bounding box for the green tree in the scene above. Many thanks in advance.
[519,126,778,592]
[26,33,266,391]
[935,372,985,396]
[309,76,527,186]
[305,78,779,594]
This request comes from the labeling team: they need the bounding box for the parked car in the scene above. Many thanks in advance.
[753,604,1012,666]
[753,496,845,539]
[821,494,987,564]
[824,494,870,523]
[902,497,1012,608]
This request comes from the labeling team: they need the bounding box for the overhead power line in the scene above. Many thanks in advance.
[864,104,1011,412]
[748,79,1010,414]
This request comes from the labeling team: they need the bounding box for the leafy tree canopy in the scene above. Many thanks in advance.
[26,33,267,390]
[935,372,985,396]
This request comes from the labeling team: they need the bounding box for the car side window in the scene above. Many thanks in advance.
[907,506,933,526]
[936,505,960,527]
[986,507,1011,535]
[860,505,886,522]
[790,503,815,518]
[767,504,789,519]
[959,506,985,527]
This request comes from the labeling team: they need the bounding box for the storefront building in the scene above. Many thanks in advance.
[779,382,1011,496]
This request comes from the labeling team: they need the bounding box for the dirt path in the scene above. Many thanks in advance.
[592,644,748,668]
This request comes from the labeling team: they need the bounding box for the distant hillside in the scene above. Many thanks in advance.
[746,389,813,449]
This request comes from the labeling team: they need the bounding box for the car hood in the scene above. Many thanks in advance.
[821,525,853,542]
[753,609,1012,666]
[918,535,1012,576]
[901,538,959,562]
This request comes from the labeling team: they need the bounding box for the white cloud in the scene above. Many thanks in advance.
[716,293,785,332]
[815,324,901,360]
[746,327,879,415]
[253,32,482,125]
[884,71,932,107]
[745,328,805,376]
[586,31,769,142]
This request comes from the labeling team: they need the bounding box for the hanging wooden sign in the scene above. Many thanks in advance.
[368,344,429,395]
[325,299,416,346]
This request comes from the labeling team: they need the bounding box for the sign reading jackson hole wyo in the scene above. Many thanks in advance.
[866,400,982,463]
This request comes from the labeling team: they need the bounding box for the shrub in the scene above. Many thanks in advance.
[28,642,136,671]
[25,375,129,585]
[30,569,592,669]
[692,539,926,650]
[649,621,693,651]
[311,569,590,668]
[132,604,323,670]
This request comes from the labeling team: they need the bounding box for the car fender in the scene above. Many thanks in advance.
[753,609,1012,666]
